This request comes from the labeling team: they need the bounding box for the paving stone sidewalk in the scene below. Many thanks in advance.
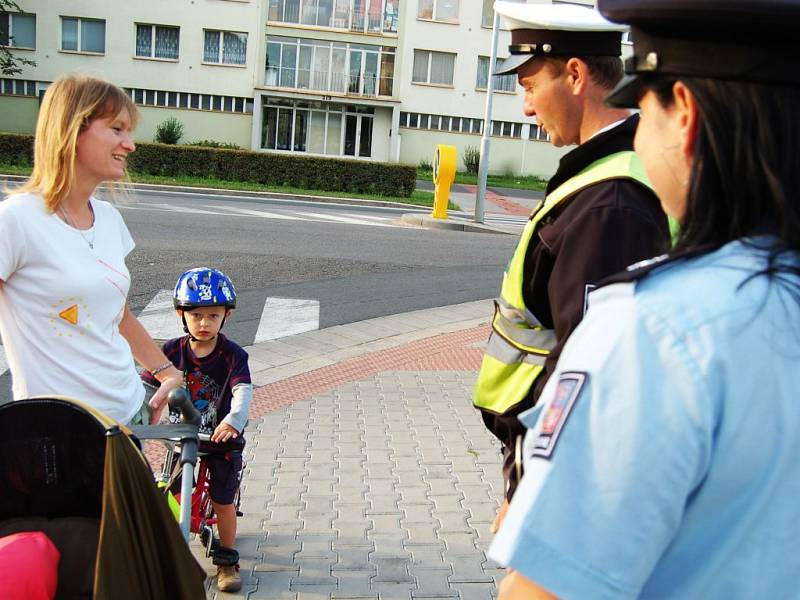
[192,300,506,599]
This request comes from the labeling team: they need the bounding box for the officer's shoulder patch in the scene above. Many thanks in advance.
[531,371,587,460]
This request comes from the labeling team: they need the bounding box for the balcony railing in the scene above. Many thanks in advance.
[265,67,394,97]
[268,5,398,34]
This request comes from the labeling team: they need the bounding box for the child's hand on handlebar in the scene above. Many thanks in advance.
[211,422,239,443]
[148,372,183,424]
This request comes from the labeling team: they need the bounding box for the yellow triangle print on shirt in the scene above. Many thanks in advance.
[59,304,79,325]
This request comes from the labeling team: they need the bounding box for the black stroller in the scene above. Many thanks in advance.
[0,394,206,600]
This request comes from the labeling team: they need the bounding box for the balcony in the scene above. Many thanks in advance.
[265,67,394,97]
[268,1,398,35]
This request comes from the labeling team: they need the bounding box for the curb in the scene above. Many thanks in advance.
[398,212,517,235]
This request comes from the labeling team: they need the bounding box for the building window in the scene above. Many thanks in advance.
[203,30,247,65]
[268,0,398,35]
[491,120,522,138]
[529,123,549,141]
[482,0,521,28]
[0,78,36,96]
[135,24,179,60]
[476,56,516,92]
[261,97,373,157]
[126,86,253,114]
[383,0,398,33]
[399,111,488,135]
[265,36,395,98]
[412,49,455,85]
[0,12,36,49]
[417,0,459,22]
[61,17,105,54]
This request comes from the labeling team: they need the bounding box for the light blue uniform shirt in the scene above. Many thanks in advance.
[488,239,800,599]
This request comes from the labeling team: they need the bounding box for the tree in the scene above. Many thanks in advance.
[1,0,36,76]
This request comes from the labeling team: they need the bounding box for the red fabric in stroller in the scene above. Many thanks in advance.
[0,397,206,600]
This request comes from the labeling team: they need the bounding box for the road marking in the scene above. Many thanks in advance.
[145,203,227,215]
[0,344,7,376]
[302,211,394,226]
[137,289,185,341]
[210,205,306,220]
[121,202,399,227]
[255,297,320,342]
[341,212,394,222]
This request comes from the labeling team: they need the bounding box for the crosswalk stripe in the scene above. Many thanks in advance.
[301,211,392,226]
[137,289,185,341]
[211,205,306,220]
[121,201,400,228]
[147,203,226,215]
[340,212,393,222]
[255,298,320,342]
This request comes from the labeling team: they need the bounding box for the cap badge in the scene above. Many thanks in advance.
[644,51,658,71]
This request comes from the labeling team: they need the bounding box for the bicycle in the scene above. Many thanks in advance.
[158,429,245,557]
[132,387,244,555]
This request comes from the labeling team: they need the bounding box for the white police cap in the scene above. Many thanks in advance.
[494,1,626,76]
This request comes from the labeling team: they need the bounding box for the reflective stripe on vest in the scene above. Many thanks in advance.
[473,151,653,414]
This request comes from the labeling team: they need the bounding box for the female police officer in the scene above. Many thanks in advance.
[487,0,800,598]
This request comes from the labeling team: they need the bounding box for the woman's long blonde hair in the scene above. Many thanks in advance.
[18,74,139,212]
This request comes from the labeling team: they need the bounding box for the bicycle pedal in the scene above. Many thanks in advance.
[200,525,216,558]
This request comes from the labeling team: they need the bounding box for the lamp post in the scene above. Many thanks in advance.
[475,9,501,224]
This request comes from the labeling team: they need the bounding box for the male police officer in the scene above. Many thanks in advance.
[473,2,670,517]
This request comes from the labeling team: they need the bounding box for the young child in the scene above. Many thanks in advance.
[142,267,252,593]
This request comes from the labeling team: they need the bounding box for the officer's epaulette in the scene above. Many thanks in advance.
[597,243,721,287]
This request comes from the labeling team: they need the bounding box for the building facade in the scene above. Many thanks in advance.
[0,0,617,177]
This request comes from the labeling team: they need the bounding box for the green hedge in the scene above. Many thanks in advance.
[0,133,34,166]
[0,133,416,197]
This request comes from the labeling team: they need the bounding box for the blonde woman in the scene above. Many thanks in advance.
[0,74,181,424]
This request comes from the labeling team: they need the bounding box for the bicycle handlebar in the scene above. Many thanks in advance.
[167,387,202,427]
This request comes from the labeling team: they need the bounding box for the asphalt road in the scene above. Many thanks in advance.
[0,188,518,400]
[122,190,517,339]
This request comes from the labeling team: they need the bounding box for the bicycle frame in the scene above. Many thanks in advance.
[159,437,244,556]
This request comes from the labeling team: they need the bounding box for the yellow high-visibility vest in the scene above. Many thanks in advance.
[473,150,653,414]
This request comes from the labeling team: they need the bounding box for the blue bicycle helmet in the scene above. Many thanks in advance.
[173,268,237,310]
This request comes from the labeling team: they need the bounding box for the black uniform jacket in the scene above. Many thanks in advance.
[483,114,671,498]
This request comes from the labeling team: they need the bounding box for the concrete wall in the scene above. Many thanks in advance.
[398,127,565,178]
[0,96,38,135]
[135,106,253,147]
[371,107,392,162]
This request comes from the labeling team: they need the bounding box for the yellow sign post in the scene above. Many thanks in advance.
[432,144,456,219]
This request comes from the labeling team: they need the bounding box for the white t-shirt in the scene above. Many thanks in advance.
[0,192,144,423]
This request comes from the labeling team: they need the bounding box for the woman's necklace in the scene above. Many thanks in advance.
[59,203,96,249]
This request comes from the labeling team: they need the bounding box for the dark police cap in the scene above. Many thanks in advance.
[493,1,625,76]
[599,0,800,107]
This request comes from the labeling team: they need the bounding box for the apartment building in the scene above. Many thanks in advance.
[259,0,401,161]
[0,0,263,148]
[0,0,618,177]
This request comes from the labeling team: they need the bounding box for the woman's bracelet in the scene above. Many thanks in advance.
[150,360,175,377]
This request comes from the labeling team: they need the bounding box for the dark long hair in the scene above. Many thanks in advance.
[647,76,800,289]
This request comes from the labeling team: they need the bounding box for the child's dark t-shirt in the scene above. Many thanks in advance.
[141,333,251,426]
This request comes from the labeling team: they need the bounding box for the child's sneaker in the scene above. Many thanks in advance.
[216,564,241,592]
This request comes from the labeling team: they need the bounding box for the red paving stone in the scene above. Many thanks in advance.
[142,324,490,468]
[250,324,490,419]
[461,184,532,217]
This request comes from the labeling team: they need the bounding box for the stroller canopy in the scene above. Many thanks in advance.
[0,397,206,600]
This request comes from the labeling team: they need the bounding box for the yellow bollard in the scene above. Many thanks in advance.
[432,144,456,219]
